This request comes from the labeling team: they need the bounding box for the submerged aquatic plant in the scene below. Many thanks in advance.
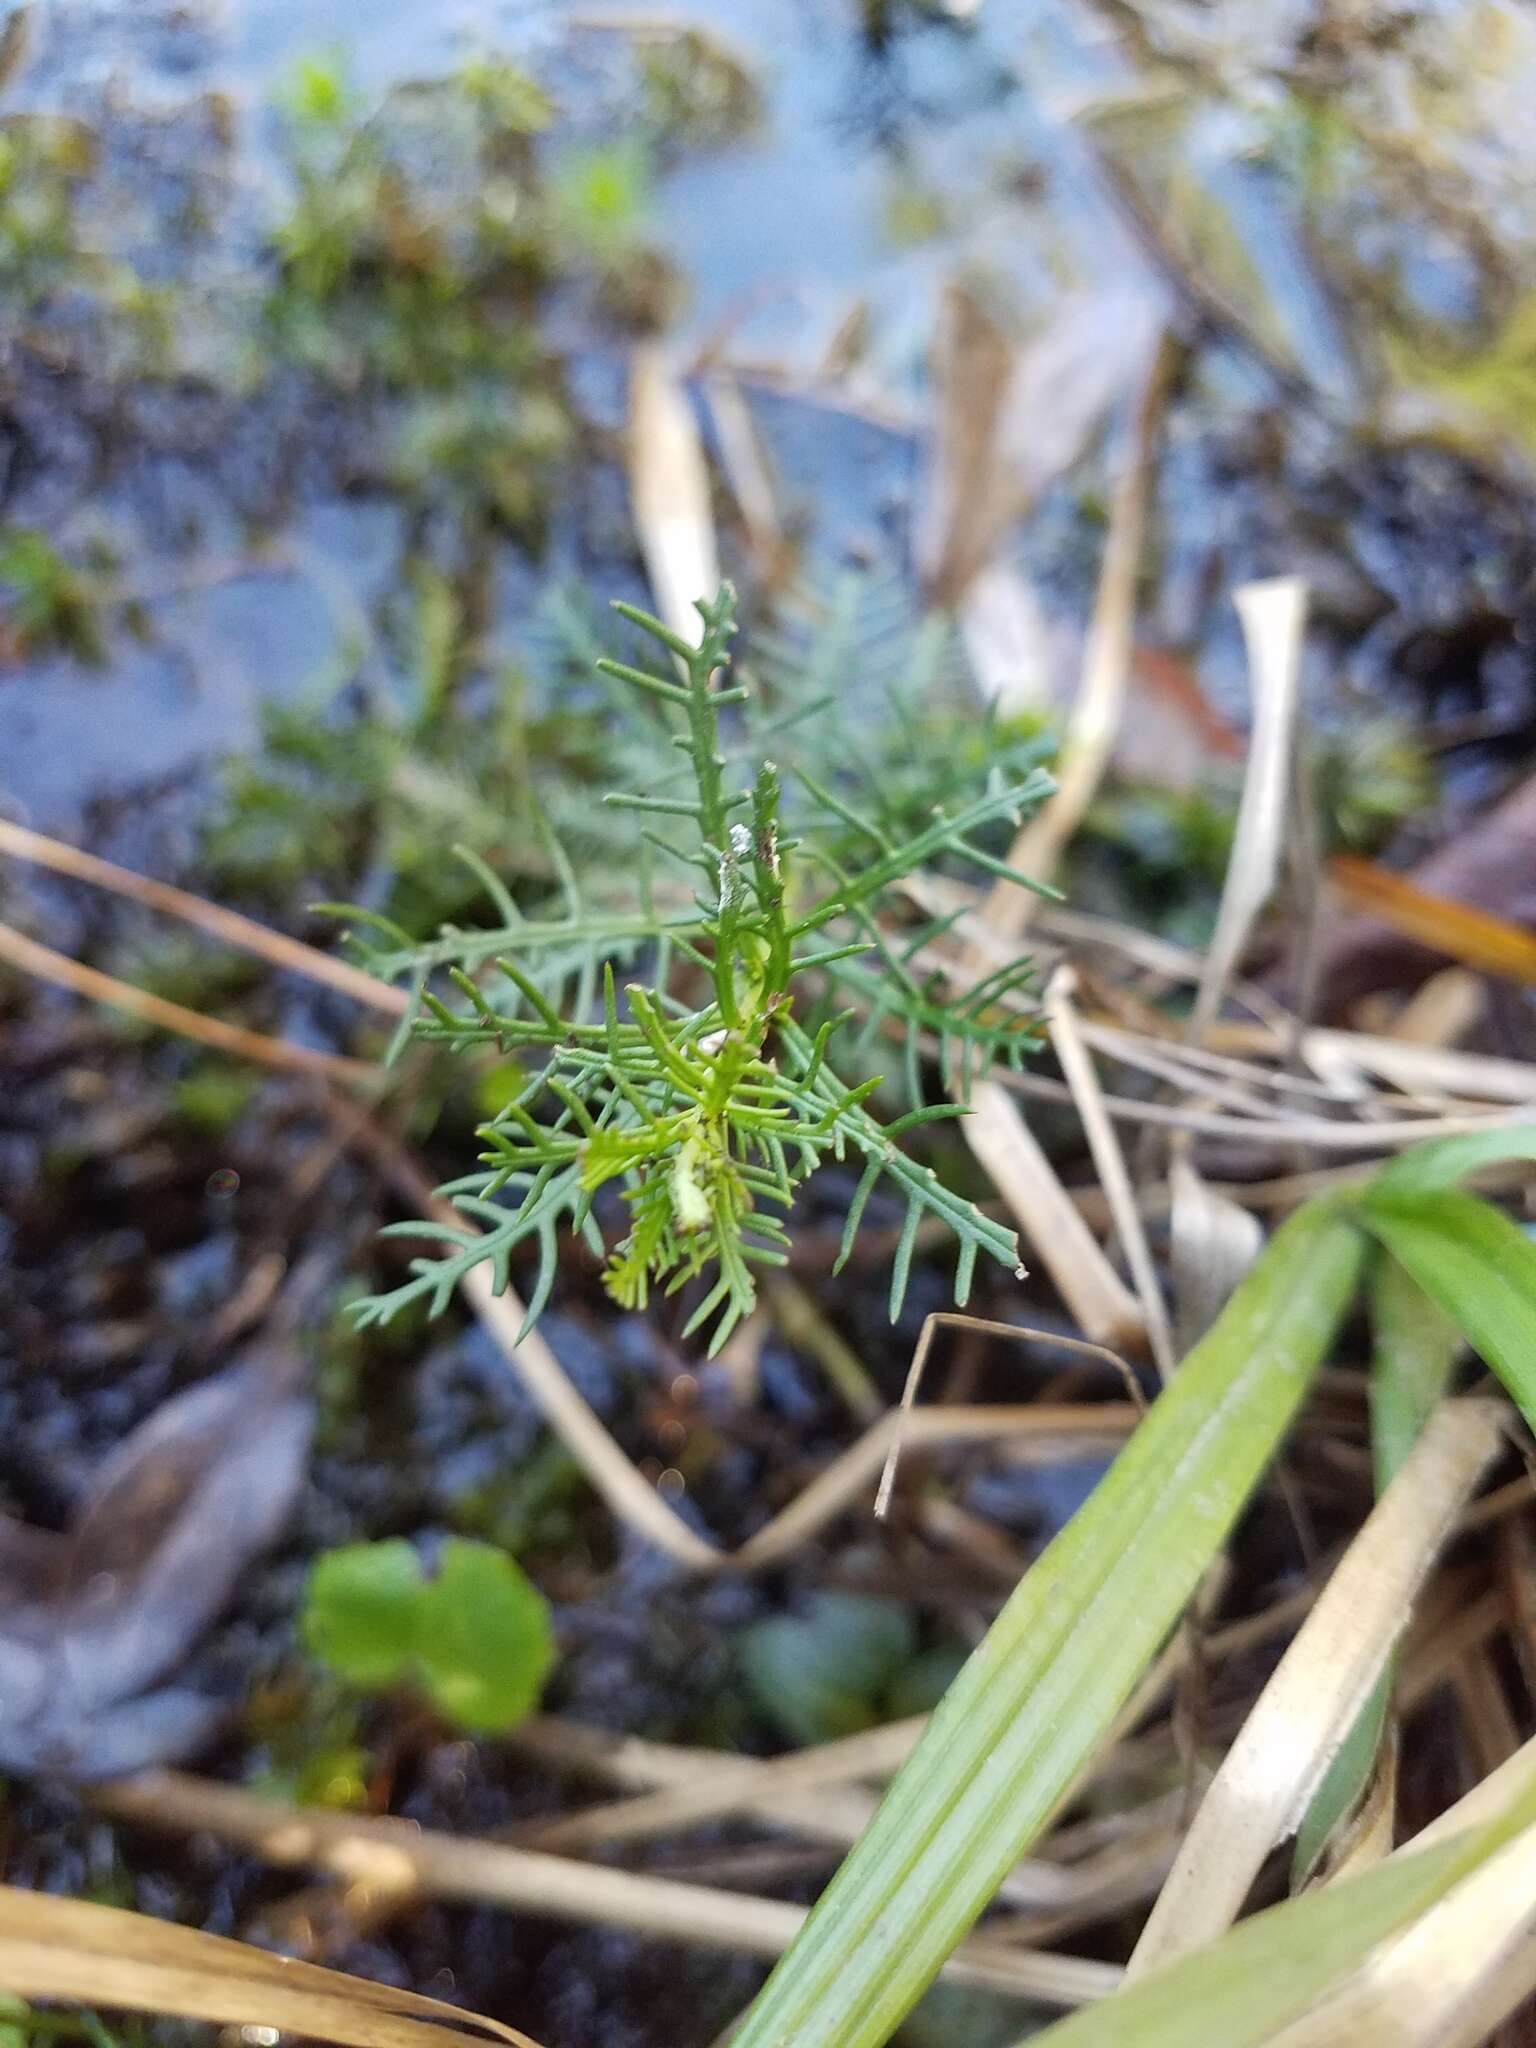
[345,584,1052,1354]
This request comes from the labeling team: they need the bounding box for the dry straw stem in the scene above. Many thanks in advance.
[515,1715,938,1854]
[1128,1397,1505,1975]
[943,331,1179,1351]
[1387,966,1484,1048]
[938,877,1536,1118]
[1035,900,1293,1031]
[973,1822,1183,1954]
[91,1771,1120,2009]
[628,342,720,654]
[1081,1031,1314,1122]
[263,1719,1076,1965]
[1030,895,1534,1110]
[1290,1027,1536,1108]
[1189,577,1307,1041]
[1452,1650,1523,1779]
[0,816,408,1012]
[874,1315,1144,1524]
[1046,966,1174,1376]
[509,1710,1150,1909]
[504,1575,1313,1884]
[0,1884,544,2048]
[0,917,379,1085]
[1080,1021,1345,1117]
[1412,1730,1536,1856]
[1010,1739,1536,2048]
[995,1063,1529,1151]
[917,285,1163,612]
[983,328,1182,933]
[1400,1588,1506,1716]
[960,1079,1146,1350]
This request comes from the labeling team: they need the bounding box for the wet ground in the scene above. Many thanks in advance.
[3,2,1536,2044]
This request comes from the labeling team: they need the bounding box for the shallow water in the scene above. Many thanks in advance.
[5,0,1534,829]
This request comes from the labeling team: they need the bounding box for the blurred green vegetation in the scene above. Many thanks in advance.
[738,1592,965,1746]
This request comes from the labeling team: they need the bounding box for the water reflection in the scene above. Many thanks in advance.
[1,0,1533,838]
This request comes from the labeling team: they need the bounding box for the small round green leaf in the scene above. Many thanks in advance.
[414,1538,556,1733]
[301,1539,423,1688]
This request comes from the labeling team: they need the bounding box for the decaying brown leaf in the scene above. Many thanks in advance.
[0,1346,311,1776]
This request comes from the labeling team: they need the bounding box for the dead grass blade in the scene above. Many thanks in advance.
[0,918,380,1085]
[875,1314,1142,1521]
[1169,1153,1264,1352]
[516,1715,941,1856]
[1189,576,1307,1041]
[628,342,719,652]
[995,1066,1528,1150]
[1129,1398,1505,1974]
[958,561,1072,709]
[1387,967,1484,1049]
[982,327,1180,933]
[1046,966,1174,1375]
[959,1080,1146,1350]
[90,1772,1119,2009]
[915,281,1021,608]
[1231,1024,1536,1108]
[0,1884,543,2048]
[1016,1768,1536,2048]
[508,1574,1319,1886]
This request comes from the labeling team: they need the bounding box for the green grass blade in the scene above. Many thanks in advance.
[1291,1672,1393,1891]
[1360,1187,1536,1435]
[731,1199,1366,2048]
[1369,1123,1536,1198]
[1024,1784,1536,2048]
[1366,1254,1463,1494]
[1292,1255,1466,1883]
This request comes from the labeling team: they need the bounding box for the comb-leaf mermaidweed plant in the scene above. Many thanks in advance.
[347,585,1053,1354]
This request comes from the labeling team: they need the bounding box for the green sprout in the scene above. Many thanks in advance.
[345,585,1052,1355]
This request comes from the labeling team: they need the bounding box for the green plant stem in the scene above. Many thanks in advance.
[731,1198,1366,2048]
[1291,1255,1462,1882]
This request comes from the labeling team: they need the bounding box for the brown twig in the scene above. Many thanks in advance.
[0,919,379,1085]
[0,818,406,1014]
